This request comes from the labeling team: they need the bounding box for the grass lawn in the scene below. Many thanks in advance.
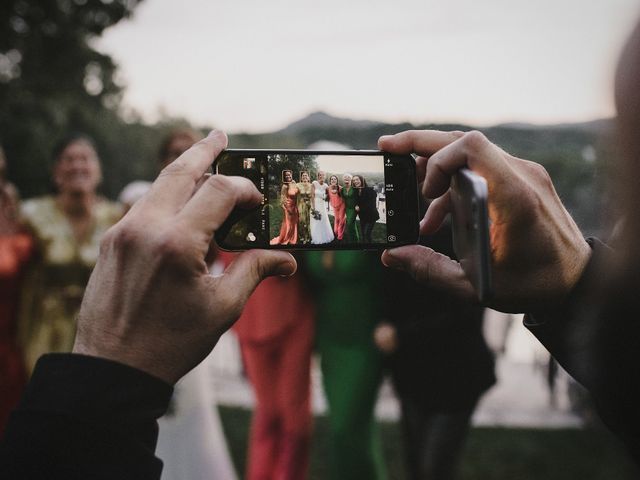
[269,203,387,244]
[219,406,638,479]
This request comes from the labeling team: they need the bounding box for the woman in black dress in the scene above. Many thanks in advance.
[352,175,379,243]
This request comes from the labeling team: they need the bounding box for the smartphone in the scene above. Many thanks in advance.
[450,168,492,301]
[213,149,419,250]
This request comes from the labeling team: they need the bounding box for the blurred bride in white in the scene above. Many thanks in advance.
[155,260,238,480]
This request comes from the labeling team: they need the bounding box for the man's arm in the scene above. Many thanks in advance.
[1,355,172,480]
[524,239,640,464]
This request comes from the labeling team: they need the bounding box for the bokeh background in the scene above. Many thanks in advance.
[2,1,640,478]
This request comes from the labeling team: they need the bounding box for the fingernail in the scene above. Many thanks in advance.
[275,261,296,277]
[381,249,401,268]
[379,135,392,143]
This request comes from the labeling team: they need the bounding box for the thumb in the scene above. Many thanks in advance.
[218,249,297,304]
[381,245,477,301]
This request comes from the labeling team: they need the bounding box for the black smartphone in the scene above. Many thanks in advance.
[450,168,492,301]
[213,149,419,250]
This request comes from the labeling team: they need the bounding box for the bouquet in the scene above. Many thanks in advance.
[311,209,321,220]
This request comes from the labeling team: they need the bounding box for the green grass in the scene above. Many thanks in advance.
[219,406,638,480]
[269,203,387,244]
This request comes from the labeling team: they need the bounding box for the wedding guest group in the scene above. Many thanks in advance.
[271,169,382,246]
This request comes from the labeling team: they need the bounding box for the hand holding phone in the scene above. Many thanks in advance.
[379,129,591,311]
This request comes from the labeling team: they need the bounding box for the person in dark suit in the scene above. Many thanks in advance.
[376,214,495,480]
[352,174,379,243]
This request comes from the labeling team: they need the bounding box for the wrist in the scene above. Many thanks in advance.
[73,336,181,385]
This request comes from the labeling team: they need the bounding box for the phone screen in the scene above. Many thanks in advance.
[214,150,419,250]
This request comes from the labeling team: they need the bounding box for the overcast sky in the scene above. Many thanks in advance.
[315,154,385,175]
[95,0,640,133]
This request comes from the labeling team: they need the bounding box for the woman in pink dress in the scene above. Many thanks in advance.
[270,170,299,245]
[328,174,346,241]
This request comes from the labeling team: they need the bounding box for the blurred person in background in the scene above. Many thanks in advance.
[17,134,122,374]
[137,128,238,480]
[118,128,204,211]
[225,256,315,480]
[305,251,387,480]
[0,146,33,434]
[375,214,495,480]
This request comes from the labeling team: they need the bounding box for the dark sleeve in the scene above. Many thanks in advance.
[0,353,173,480]
[524,238,640,464]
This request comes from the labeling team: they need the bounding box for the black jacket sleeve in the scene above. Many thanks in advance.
[0,353,173,480]
[524,238,640,465]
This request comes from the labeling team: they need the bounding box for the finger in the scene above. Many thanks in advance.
[179,175,263,236]
[146,130,228,211]
[423,131,504,198]
[420,190,451,234]
[381,245,476,301]
[415,156,428,184]
[378,130,464,156]
[216,249,297,310]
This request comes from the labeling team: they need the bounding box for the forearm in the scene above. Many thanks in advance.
[0,354,173,480]
[524,238,640,462]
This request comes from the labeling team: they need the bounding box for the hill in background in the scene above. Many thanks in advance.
[229,111,615,236]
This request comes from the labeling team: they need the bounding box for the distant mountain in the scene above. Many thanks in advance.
[495,118,614,133]
[279,111,383,135]
[278,111,613,138]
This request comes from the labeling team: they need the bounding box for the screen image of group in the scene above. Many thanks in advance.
[255,153,388,246]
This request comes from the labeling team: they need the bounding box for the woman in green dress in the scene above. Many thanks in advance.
[304,251,387,480]
[297,171,312,244]
[342,174,360,243]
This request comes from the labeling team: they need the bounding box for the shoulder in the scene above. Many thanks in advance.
[21,196,56,223]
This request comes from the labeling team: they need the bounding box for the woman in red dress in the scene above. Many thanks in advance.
[270,170,299,245]
[0,148,32,434]
[328,174,346,241]
[218,251,315,480]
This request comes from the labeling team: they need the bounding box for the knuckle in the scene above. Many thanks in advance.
[531,161,553,186]
[99,225,119,253]
[151,229,185,259]
[461,130,489,151]
[103,223,144,252]
[205,174,235,195]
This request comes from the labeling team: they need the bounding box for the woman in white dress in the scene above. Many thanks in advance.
[310,171,335,244]
[155,259,238,480]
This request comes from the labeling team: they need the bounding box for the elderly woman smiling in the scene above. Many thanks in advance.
[18,134,122,374]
